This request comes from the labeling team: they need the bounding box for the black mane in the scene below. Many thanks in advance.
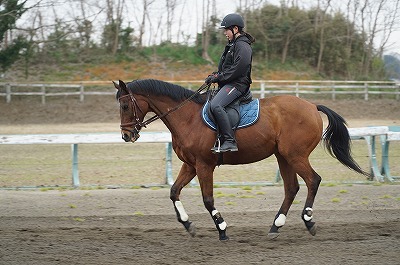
[124,79,206,105]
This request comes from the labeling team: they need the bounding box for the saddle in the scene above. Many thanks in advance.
[201,90,260,131]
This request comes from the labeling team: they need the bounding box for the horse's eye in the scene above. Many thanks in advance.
[121,104,129,111]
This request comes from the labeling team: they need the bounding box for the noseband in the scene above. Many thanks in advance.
[118,83,211,141]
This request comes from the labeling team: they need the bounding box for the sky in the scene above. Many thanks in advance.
[20,0,400,55]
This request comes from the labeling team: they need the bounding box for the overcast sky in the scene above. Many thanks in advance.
[21,0,400,55]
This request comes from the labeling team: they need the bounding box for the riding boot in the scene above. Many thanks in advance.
[212,107,238,153]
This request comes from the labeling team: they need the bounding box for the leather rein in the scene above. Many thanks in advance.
[118,82,211,140]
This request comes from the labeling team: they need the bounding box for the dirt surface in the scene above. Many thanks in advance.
[0,185,399,265]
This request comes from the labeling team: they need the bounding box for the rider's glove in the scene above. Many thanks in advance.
[205,73,219,84]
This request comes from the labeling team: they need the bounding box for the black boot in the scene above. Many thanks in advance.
[211,107,238,153]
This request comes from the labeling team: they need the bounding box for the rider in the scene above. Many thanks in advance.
[205,13,255,153]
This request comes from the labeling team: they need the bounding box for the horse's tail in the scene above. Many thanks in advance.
[317,105,370,177]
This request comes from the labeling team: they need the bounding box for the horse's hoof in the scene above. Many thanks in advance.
[187,223,196,237]
[308,224,317,236]
[219,235,229,241]
[267,232,280,239]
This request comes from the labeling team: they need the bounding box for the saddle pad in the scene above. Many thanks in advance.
[202,99,260,131]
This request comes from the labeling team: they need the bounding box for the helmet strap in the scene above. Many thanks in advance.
[229,26,240,42]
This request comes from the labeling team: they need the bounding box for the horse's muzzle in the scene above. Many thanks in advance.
[121,131,140,143]
[122,132,131,142]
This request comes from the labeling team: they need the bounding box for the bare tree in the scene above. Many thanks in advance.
[135,0,155,47]
[165,0,177,42]
[316,0,332,73]
[201,0,213,63]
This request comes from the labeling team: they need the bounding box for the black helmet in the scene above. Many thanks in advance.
[220,13,245,29]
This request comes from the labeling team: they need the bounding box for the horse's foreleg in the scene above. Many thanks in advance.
[170,163,196,237]
[197,164,229,241]
[268,154,299,239]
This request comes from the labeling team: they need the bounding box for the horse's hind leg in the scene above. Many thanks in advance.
[170,163,197,237]
[291,159,322,236]
[268,154,299,239]
[299,167,321,236]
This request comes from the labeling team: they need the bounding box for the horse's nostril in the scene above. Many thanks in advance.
[122,133,130,141]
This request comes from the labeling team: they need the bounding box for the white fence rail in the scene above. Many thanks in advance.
[0,132,173,187]
[1,80,399,103]
[0,127,399,188]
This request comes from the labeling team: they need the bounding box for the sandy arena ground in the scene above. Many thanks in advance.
[0,185,399,265]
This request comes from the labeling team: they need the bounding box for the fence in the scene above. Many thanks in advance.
[0,126,399,188]
[1,80,399,103]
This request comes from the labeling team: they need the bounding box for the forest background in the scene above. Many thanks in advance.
[1,0,400,82]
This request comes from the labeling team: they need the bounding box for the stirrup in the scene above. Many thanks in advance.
[211,138,221,153]
[213,141,238,153]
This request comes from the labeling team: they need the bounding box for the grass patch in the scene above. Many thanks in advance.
[73,217,85,222]
[68,204,77,208]
[338,189,348,194]
[225,201,236,206]
[133,211,144,216]
[331,198,341,203]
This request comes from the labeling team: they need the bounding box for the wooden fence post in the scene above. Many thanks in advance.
[41,85,46,104]
[6,84,11,103]
[260,82,265,98]
[79,85,84,102]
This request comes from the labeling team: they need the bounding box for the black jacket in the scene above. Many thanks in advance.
[216,34,253,93]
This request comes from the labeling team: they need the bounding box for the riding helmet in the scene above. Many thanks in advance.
[220,13,245,29]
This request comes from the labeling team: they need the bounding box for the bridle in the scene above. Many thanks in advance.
[118,82,211,141]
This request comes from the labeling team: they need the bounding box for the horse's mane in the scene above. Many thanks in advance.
[125,79,206,105]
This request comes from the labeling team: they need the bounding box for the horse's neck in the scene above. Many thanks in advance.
[151,99,201,136]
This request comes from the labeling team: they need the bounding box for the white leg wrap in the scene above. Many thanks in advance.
[274,213,286,227]
[212,210,227,230]
[175,201,189,222]
[303,207,313,221]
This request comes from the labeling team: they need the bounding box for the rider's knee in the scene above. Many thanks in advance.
[210,103,224,114]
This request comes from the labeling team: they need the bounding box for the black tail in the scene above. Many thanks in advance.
[317,105,370,177]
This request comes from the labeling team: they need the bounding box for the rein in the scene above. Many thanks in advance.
[119,82,211,138]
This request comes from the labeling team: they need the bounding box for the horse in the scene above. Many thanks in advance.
[113,79,368,241]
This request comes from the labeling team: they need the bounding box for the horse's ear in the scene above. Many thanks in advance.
[112,80,120,90]
[119,80,129,93]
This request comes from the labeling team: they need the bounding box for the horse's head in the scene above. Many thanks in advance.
[114,80,149,143]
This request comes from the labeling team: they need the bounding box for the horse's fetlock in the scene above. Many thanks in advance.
[174,201,189,222]
[302,207,313,222]
[212,210,227,231]
[274,213,287,227]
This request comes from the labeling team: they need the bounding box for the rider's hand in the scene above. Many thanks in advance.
[205,74,219,84]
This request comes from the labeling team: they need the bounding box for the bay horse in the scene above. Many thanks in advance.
[113,79,368,241]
